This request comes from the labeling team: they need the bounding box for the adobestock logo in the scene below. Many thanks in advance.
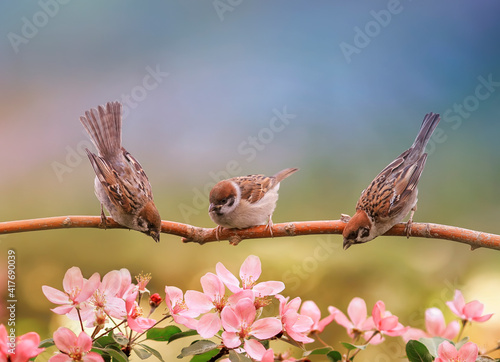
[7,0,71,54]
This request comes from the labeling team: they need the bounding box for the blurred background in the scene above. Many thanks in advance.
[1,1,499,360]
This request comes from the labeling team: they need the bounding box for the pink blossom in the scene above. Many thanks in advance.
[165,286,200,330]
[446,290,493,323]
[82,270,127,328]
[371,300,408,337]
[300,300,337,333]
[276,295,314,344]
[126,292,156,333]
[42,267,100,315]
[435,341,478,362]
[192,273,256,338]
[244,339,274,362]
[49,327,103,362]
[216,255,284,297]
[403,308,460,343]
[331,297,383,344]
[221,298,282,348]
[0,324,44,362]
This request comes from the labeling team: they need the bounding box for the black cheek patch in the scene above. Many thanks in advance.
[360,228,370,238]
[227,198,235,207]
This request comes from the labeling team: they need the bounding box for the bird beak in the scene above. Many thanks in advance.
[209,203,217,213]
[149,230,160,243]
[343,238,353,250]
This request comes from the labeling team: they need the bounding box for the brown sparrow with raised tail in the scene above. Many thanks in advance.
[209,168,298,237]
[80,101,162,242]
[343,113,441,249]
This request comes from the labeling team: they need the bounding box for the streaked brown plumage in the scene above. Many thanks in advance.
[343,112,441,249]
[80,101,161,242]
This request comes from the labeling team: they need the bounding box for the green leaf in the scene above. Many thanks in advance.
[39,338,55,348]
[138,344,165,362]
[189,349,220,362]
[177,340,218,358]
[327,351,342,362]
[102,346,129,362]
[228,350,253,362]
[94,335,116,348]
[112,332,129,346]
[304,347,333,356]
[405,340,433,362]
[341,342,367,351]
[168,330,199,344]
[147,326,182,342]
[133,346,152,360]
[419,337,448,357]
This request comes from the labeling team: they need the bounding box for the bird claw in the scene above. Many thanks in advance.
[340,214,352,223]
[266,217,274,238]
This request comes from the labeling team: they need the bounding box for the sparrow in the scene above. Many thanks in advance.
[342,112,441,250]
[80,101,162,242]
[208,168,298,237]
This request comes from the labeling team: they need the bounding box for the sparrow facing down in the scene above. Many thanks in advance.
[343,112,441,249]
[80,101,162,242]
[208,168,299,236]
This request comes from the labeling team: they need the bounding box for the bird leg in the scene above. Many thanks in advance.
[404,205,417,238]
[99,204,108,229]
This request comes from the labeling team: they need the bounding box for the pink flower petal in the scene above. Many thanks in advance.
[49,354,72,362]
[463,300,484,319]
[197,313,222,338]
[472,313,493,322]
[117,268,132,298]
[185,290,213,314]
[233,298,256,326]
[216,263,241,293]
[402,327,427,343]
[437,340,458,359]
[425,308,446,336]
[221,306,240,332]
[100,271,122,297]
[317,309,337,333]
[77,273,100,303]
[228,290,254,305]
[300,301,321,325]
[457,342,479,362]
[42,286,70,304]
[239,255,261,284]
[53,327,77,354]
[221,331,241,348]
[253,281,285,297]
[379,315,398,332]
[250,317,282,340]
[244,339,266,360]
[332,308,353,330]
[442,320,460,340]
[446,290,465,317]
[82,352,104,362]
[13,332,44,362]
[165,286,183,309]
[76,331,92,352]
[62,267,84,293]
[200,273,225,299]
[51,305,74,315]
[348,297,367,328]
[371,301,385,327]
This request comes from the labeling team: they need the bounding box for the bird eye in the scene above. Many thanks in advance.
[221,198,228,204]
[348,231,357,240]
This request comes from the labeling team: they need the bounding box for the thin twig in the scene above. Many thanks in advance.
[0,216,499,251]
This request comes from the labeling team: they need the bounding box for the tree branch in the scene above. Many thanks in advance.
[0,215,498,251]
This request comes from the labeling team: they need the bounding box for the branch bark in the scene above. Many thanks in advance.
[0,216,498,251]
